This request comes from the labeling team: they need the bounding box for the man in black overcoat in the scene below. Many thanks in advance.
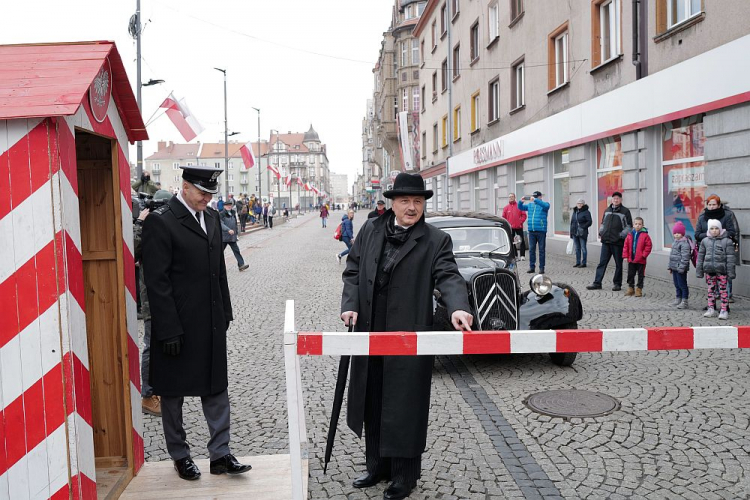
[142,166,252,481]
[341,173,473,499]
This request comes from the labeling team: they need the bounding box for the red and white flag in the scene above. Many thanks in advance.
[285,173,292,187]
[268,163,281,179]
[297,176,304,187]
[304,182,311,191]
[239,143,256,169]
[311,185,319,195]
[159,93,204,142]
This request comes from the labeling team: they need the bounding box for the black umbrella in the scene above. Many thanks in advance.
[323,324,353,474]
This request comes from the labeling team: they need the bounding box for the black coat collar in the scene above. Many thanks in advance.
[169,196,214,240]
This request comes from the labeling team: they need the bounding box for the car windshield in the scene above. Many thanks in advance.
[442,227,511,255]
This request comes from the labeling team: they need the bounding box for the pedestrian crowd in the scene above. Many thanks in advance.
[498,190,740,320]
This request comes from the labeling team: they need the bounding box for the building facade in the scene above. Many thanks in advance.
[330,173,350,205]
[414,0,750,295]
[144,141,200,194]
[267,125,330,209]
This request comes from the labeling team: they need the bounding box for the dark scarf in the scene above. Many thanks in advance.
[704,205,725,221]
[375,215,415,290]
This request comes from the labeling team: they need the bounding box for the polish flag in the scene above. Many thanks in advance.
[304,182,311,191]
[268,163,281,179]
[159,93,204,142]
[285,173,292,187]
[297,176,304,187]
[240,143,256,169]
[311,185,319,195]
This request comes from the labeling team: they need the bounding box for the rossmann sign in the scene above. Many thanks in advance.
[473,141,503,165]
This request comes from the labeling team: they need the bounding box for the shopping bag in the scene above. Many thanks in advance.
[566,238,574,255]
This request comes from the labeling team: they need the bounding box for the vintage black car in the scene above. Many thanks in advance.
[427,212,584,366]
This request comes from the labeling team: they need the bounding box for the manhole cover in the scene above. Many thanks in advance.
[524,389,620,419]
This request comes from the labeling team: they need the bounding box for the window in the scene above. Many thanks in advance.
[413,87,421,112]
[174,175,180,182]
[401,42,407,66]
[451,0,459,18]
[441,59,448,91]
[488,78,500,122]
[452,44,460,79]
[228,174,234,181]
[471,91,480,132]
[229,185,235,193]
[668,0,702,29]
[441,115,448,147]
[214,162,221,169]
[420,40,425,64]
[514,160,525,196]
[152,163,160,171]
[662,116,705,247]
[488,3,499,42]
[412,39,420,65]
[553,149,571,235]
[402,88,408,111]
[511,0,524,20]
[431,21,437,49]
[470,22,480,62]
[402,72,408,82]
[593,0,621,66]
[229,161,234,169]
[418,3,425,16]
[393,96,398,120]
[453,106,461,142]
[173,162,180,170]
[596,135,623,231]
[405,4,415,19]
[421,131,427,159]
[440,4,447,35]
[548,24,569,90]
[433,123,439,152]
[432,71,438,100]
[511,58,525,109]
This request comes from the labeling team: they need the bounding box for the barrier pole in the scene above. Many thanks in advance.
[284,299,305,500]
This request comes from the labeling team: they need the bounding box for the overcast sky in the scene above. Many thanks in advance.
[1,0,395,187]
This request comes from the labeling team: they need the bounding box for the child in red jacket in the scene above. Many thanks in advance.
[622,217,653,297]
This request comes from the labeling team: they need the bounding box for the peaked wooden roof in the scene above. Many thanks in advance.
[0,41,148,142]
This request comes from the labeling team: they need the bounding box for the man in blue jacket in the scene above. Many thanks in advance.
[518,191,550,274]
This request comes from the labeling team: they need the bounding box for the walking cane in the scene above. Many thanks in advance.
[323,323,353,474]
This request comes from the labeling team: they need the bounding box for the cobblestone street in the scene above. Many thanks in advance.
[141,211,750,499]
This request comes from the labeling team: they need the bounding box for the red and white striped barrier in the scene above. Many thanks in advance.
[297,326,750,356]
[283,301,749,500]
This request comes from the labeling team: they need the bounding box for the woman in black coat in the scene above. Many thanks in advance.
[569,198,592,267]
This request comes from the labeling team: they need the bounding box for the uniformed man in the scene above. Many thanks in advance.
[341,172,473,499]
[142,166,252,481]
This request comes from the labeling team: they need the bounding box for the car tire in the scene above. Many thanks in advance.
[549,322,578,367]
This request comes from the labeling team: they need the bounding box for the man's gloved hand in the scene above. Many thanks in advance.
[162,335,183,356]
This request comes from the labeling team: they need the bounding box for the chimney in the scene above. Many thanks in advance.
[158,141,166,151]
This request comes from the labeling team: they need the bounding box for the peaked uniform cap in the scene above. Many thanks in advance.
[180,165,224,194]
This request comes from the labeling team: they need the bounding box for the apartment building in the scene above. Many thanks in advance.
[267,125,330,208]
[143,141,200,194]
[415,0,750,295]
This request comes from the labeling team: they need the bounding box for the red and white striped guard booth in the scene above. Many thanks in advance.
[1,42,148,499]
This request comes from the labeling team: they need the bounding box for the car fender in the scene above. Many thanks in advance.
[519,283,583,330]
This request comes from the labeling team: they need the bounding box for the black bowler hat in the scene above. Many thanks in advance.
[383,172,433,200]
[180,165,223,194]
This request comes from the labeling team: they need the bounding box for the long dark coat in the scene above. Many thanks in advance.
[142,196,233,397]
[341,210,470,457]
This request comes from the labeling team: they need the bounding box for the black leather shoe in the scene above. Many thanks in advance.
[612,285,622,291]
[573,264,580,268]
[210,454,252,475]
[384,482,415,499]
[526,268,536,274]
[353,471,390,488]
[174,457,201,481]
[586,283,602,290]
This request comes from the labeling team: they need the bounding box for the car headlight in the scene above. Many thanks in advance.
[530,274,553,296]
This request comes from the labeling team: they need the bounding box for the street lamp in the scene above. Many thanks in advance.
[143,79,164,87]
[214,67,229,200]
[270,129,282,208]
[252,107,261,202]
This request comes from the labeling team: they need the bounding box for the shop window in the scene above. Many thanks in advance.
[514,160,525,196]
[592,0,621,67]
[596,136,623,229]
[553,149,571,235]
[662,116,706,247]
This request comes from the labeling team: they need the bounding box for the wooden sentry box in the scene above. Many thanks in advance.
[0,41,148,499]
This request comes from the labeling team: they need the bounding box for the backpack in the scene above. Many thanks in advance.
[271,206,277,216]
[333,223,343,241]
[685,235,698,268]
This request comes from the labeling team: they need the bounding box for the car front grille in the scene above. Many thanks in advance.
[472,271,518,331]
